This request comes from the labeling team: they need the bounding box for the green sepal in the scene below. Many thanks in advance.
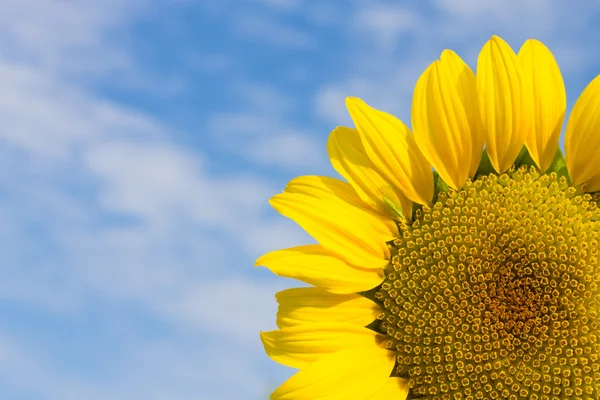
[406,171,449,219]
[474,149,496,178]
[546,148,570,183]
[513,145,537,170]
[475,146,543,178]
[410,203,423,222]
[433,171,450,202]
[358,284,386,335]
[383,196,404,220]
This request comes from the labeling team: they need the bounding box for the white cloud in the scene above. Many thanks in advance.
[0,1,308,399]
[209,82,328,171]
[0,61,162,159]
[0,0,141,76]
[356,5,422,47]
[86,141,209,224]
[245,129,326,169]
[232,12,315,48]
[210,113,326,170]
[233,81,297,115]
[157,278,286,338]
[0,327,282,400]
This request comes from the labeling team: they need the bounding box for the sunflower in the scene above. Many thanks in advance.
[256,35,600,399]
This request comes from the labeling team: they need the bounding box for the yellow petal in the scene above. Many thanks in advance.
[346,97,433,205]
[565,74,600,192]
[275,287,381,329]
[369,377,410,400]
[270,176,398,269]
[518,39,566,172]
[270,346,395,400]
[256,245,384,294]
[477,35,530,173]
[260,322,382,369]
[327,126,412,218]
[412,50,480,189]
[442,50,485,178]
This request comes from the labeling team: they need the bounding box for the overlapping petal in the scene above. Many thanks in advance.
[565,74,600,192]
[412,50,481,189]
[346,97,433,205]
[477,35,531,173]
[270,346,395,400]
[275,287,381,329]
[260,322,382,369]
[328,126,412,218]
[518,39,566,172]
[256,245,384,294]
[269,176,398,269]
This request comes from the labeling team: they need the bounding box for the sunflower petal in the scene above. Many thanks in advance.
[518,39,566,172]
[477,35,530,173]
[260,322,382,369]
[412,50,480,189]
[256,245,384,294]
[269,176,397,269]
[565,74,600,192]
[275,287,381,329]
[346,97,433,205]
[270,346,395,400]
[369,377,410,400]
[442,50,485,178]
[327,126,412,218]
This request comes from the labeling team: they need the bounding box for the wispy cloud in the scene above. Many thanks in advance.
[232,11,315,48]
[0,0,142,76]
[208,81,328,172]
[0,1,306,398]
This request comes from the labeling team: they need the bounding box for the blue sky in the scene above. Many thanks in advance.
[2,0,600,399]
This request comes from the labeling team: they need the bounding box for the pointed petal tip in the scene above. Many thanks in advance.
[522,37,544,47]
[327,125,409,219]
[439,49,458,62]
[477,33,526,173]
[412,49,475,190]
[518,36,565,173]
[268,194,281,209]
[259,330,272,344]
[255,246,281,267]
[347,97,434,205]
[345,96,361,107]
[255,245,386,294]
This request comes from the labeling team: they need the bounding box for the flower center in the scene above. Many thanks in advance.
[374,167,600,399]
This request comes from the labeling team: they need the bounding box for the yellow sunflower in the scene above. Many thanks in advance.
[256,35,600,399]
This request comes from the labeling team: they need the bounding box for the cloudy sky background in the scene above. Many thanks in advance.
[2,1,600,399]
